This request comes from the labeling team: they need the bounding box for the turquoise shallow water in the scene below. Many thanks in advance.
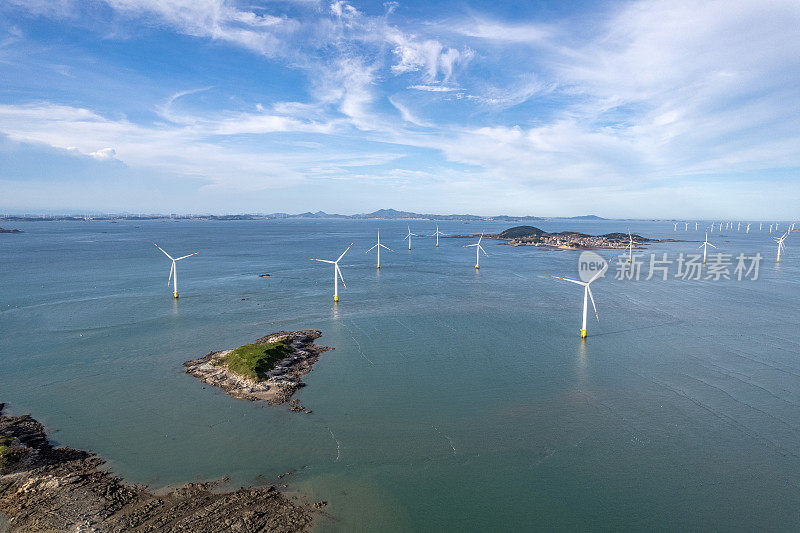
[1,219,799,530]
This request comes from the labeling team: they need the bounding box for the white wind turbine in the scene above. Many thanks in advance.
[311,242,353,303]
[760,222,763,231]
[746,223,751,234]
[403,225,418,251]
[685,222,688,231]
[626,230,635,263]
[769,224,773,233]
[465,231,489,269]
[553,257,611,339]
[699,231,716,264]
[432,226,446,247]
[695,222,699,231]
[365,229,393,269]
[719,222,723,231]
[737,222,741,232]
[154,243,198,299]
[674,222,677,231]
[775,232,789,263]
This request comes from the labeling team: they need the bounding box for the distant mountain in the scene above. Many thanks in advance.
[291,208,544,221]
[565,214,605,220]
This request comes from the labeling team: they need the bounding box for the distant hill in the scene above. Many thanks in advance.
[565,214,605,220]
[498,226,546,239]
[266,208,543,221]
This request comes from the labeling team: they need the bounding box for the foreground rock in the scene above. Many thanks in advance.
[0,403,314,532]
[183,331,332,406]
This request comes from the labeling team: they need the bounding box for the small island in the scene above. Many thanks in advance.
[183,331,331,407]
[452,225,680,250]
[0,403,318,531]
[0,227,21,233]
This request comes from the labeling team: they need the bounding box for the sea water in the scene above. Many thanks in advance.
[1,219,799,530]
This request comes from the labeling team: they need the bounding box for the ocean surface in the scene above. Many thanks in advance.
[1,218,799,530]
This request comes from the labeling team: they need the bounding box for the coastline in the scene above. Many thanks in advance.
[183,331,332,408]
[0,403,321,531]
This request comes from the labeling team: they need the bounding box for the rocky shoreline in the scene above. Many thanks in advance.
[0,403,318,532]
[183,331,332,407]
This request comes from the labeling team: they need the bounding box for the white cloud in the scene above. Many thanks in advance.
[89,147,117,160]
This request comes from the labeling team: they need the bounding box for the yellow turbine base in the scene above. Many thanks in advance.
[173,292,179,299]
[377,264,381,269]
[436,244,439,247]
[334,295,339,302]
[475,265,480,269]
[580,329,587,339]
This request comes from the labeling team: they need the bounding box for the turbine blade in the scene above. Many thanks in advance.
[708,243,716,248]
[552,276,586,286]
[336,242,354,262]
[168,262,174,285]
[175,252,199,260]
[479,245,488,257]
[366,244,378,252]
[310,258,335,264]
[154,243,174,260]
[588,256,613,283]
[587,285,600,323]
[336,264,346,288]
[380,244,394,252]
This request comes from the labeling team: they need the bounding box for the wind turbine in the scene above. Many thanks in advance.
[695,222,699,231]
[403,225,418,251]
[432,226,446,247]
[553,257,611,339]
[685,222,688,231]
[719,222,723,231]
[365,229,393,269]
[775,232,789,263]
[626,230,635,263]
[746,223,751,234]
[769,224,773,233]
[674,222,677,231]
[699,231,716,264]
[737,222,741,232]
[760,222,763,231]
[310,242,353,303]
[465,231,488,269]
[154,243,198,299]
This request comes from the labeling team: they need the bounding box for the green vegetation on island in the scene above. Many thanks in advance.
[0,435,12,469]
[212,339,294,381]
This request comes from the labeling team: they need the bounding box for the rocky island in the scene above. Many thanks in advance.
[453,225,680,250]
[0,403,317,532]
[0,228,21,234]
[183,331,331,408]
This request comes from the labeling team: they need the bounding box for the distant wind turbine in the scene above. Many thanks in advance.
[626,230,635,263]
[746,223,750,234]
[465,231,489,269]
[365,229,393,269]
[737,222,741,232]
[760,222,763,231]
[432,226,446,247]
[553,257,611,339]
[699,231,716,264]
[685,222,688,231]
[403,225,418,251]
[775,232,789,263]
[695,222,699,231]
[674,222,677,231]
[154,243,198,299]
[311,242,353,303]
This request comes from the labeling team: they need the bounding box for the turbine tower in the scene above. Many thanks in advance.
[553,257,611,339]
[432,226,446,247]
[154,243,198,299]
[775,232,789,263]
[699,231,716,264]
[365,229,393,269]
[310,243,353,302]
[465,231,488,269]
[403,225,418,251]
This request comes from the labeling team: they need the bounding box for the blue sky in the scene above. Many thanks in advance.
[1,0,799,217]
